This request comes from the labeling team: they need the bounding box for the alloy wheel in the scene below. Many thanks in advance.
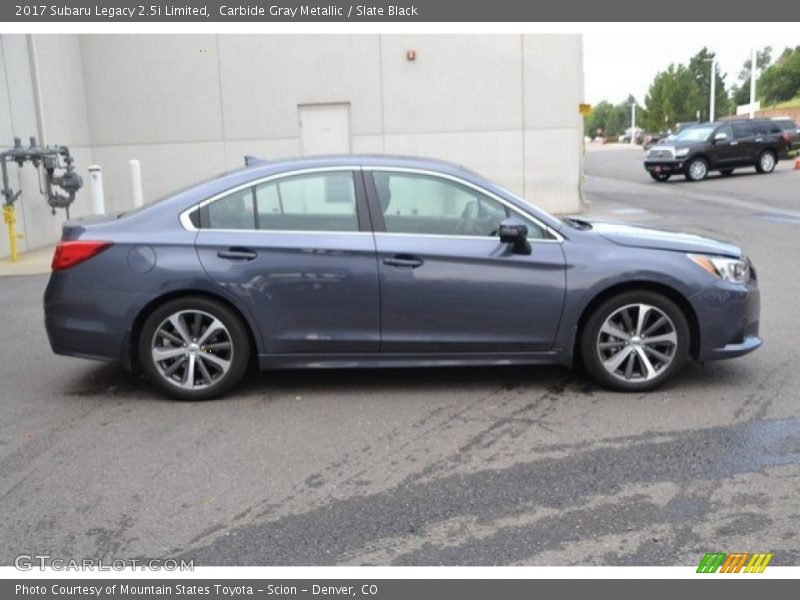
[759,152,775,172]
[151,310,233,390]
[596,303,678,382]
[688,160,707,180]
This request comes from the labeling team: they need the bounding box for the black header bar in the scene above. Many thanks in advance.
[4,0,799,22]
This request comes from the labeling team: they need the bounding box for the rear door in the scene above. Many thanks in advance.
[195,168,380,354]
[730,122,758,164]
[365,169,566,353]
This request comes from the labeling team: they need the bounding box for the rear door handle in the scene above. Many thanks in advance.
[383,254,424,268]
[217,247,257,261]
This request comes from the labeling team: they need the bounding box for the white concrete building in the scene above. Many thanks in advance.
[0,34,585,259]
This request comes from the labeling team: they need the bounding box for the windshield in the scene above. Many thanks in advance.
[674,125,716,143]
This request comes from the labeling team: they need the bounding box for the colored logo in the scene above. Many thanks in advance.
[697,552,773,573]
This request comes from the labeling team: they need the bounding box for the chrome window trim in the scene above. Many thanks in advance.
[179,164,564,243]
[363,166,563,243]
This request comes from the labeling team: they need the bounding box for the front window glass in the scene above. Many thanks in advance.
[372,171,548,239]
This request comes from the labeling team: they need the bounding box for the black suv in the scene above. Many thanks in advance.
[643,119,791,182]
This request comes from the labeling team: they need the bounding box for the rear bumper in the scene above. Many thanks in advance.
[44,272,143,365]
[690,278,761,362]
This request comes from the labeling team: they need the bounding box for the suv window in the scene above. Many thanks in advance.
[372,171,549,239]
[715,124,733,140]
[732,122,755,139]
[206,171,359,232]
[752,120,782,135]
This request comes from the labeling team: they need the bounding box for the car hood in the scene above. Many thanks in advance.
[582,220,742,257]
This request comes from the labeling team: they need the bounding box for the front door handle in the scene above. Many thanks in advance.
[217,247,257,261]
[383,254,424,268]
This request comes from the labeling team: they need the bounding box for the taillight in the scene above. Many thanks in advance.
[51,240,113,271]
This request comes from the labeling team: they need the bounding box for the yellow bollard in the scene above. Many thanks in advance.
[3,204,18,263]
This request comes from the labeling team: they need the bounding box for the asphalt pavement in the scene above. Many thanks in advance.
[1,147,798,566]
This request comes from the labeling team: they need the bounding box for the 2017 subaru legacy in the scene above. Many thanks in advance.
[44,155,761,400]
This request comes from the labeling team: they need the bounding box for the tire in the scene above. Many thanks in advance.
[649,171,671,182]
[720,169,734,177]
[685,157,709,181]
[580,291,690,392]
[755,150,776,174]
[138,296,251,400]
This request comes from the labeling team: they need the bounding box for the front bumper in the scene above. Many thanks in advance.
[690,277,761,362]
[644,159,686,175]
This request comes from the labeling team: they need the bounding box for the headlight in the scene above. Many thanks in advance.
[688,254,750,283]
[675,147,690,158]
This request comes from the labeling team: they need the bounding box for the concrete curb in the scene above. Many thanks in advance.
[0,245,54,277]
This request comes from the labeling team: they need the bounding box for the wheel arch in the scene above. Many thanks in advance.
[125,289,261,372]
[574,280,701,364]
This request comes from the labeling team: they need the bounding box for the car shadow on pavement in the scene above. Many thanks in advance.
[59,356,754,403]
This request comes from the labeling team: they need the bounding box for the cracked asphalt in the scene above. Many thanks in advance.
[1,146,798,566]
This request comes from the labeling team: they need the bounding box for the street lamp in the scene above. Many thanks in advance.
[630,102,636,146]
[696,57,717,122]
[749,47,757,119]
[709,57,716,122]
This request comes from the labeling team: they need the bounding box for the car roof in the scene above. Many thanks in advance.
[239,153,481,177]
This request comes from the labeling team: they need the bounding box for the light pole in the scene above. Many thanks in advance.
[630,102,636,145]
[709,58,716,122]
[749,47,757,119]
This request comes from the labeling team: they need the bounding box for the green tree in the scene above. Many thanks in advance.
[643,48,731,130]
[758,46,800,105]
[584,95,643,139]
[687,47,730,119]
[642,64,698,131]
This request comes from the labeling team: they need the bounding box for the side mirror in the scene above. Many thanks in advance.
[498,218,531,255]
[714,132,728,142]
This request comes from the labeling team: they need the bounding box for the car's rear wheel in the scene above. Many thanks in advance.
[649,171,671,182]
[755,150,776,174]
[138,296,251,400]
[580,291,690,392]
[685,157,708,181]
[720,169,734,177]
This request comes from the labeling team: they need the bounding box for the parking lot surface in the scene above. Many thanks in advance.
[1,147,799,565]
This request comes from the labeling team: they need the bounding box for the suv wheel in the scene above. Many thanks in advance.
[649,172,671,182]
[580,291,690,392]
[138,296,251,400]
[685,157,708,181]
[756,150,776,174]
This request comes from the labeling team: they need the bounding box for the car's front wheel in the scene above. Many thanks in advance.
[580,291,690,392]
[138,296,251,400]
[755,150,776,174]
[649,171,671,182]
[685,157,708,181]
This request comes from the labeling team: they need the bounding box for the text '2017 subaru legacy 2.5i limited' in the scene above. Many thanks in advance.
[44,155,761,400]
[644,119,791,182]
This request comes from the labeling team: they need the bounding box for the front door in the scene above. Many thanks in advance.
[195,168,380,354]
[366,170,566,353]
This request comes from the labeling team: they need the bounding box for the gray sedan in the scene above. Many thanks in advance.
[44,155,761,400]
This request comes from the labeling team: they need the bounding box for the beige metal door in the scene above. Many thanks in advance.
[298,103,351,155]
